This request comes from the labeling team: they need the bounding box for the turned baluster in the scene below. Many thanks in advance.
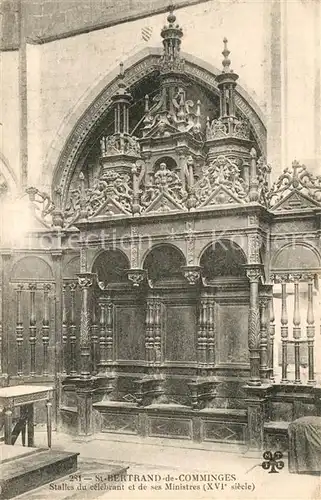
[197,298,207,373]
[149,302,156,367]
[69,283,77,375]
[61,283,68,374]
[293,279,301,384]
[29,283,37,376]
[0,285,2,374]
[306,278,315,384]
[91,302,99,375]
[259,297,269,380]
[16,285,24,376]
[269,293,275,380]
[281,282,289,383]
[207,297,215,369]
[145,300,153,366]
[42,284,51,375]
[98,301,107,373]
[154,298,162,368]
[106,299,114,366]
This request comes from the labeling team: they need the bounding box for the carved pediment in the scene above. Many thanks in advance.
[268,161,321,211]
[143,119,179,139]
[94,196,131,217]
[144,190,185,213]
[199,184,244,207]
[270,189,321,212]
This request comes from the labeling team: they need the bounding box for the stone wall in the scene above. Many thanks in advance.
[22,0,267,189]
[1,0,211,49]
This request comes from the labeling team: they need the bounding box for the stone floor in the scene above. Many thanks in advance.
[13,430,321,500]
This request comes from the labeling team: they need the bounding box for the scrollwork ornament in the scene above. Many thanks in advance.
[248,234,261,264]
[77,273,94,289]
[246,267,262,283]
[126,269,146,287]
[182,266,202,285]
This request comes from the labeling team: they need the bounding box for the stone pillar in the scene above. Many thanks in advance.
[77,273,95,379]
[245,265,262,386]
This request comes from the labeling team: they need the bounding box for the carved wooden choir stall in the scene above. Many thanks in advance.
[0,7,321,451]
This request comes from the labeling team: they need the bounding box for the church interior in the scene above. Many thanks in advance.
[0,0,321,498]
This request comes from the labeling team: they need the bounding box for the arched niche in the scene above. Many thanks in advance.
[200,240,247,281]
[92,249,130,284]
[143,244,186,284]
[48,48,266,206]
[11,256,54,281]
[153,157,178,172]
[63,255,80,279]
[272,243,321,271]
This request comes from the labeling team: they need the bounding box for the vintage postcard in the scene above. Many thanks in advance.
[0,0,320,499]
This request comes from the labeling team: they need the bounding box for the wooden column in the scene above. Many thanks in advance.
[90,302,99,375]
[246,266,262,386]
[0,284,2,375]
[28,283,37,376]
[280,281,289,383]
[207,296,215,371]
[42,284,51,375]
[61,283,68,375]
[145,298,155,370]
[106,299,114,369]
[16,284,24,377]
[197,297,208,375]
[1,251,12,380]
[292,278,301,384]
[97,294,114,375]
[52,250,63,380]
[69,283,77,376]
[269,293,275,380]
[98,300,107,373]
[77,273,95,378]
[259,297,269,380]
[154,297,162,370]
[306,278,315,384]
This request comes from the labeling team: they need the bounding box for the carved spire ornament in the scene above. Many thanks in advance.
[61,8,271,224]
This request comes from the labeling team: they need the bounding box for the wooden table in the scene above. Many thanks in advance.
[0,385,54,448]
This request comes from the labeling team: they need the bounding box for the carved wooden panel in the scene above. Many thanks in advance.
[165,305,197,363]
[270,402,293,422]
[115,305,145,361]
[202,420,246,443]
[101,412,138,434]
[148,416,192,439]
[216,302,249,366]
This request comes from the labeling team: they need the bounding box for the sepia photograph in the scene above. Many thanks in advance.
[0,0,320,498]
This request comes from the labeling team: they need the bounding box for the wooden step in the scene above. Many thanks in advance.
[0,448,79,499]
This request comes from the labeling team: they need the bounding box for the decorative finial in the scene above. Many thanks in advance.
[119,62,124,76]
[222,37,231,73]
[168,1,176,24]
